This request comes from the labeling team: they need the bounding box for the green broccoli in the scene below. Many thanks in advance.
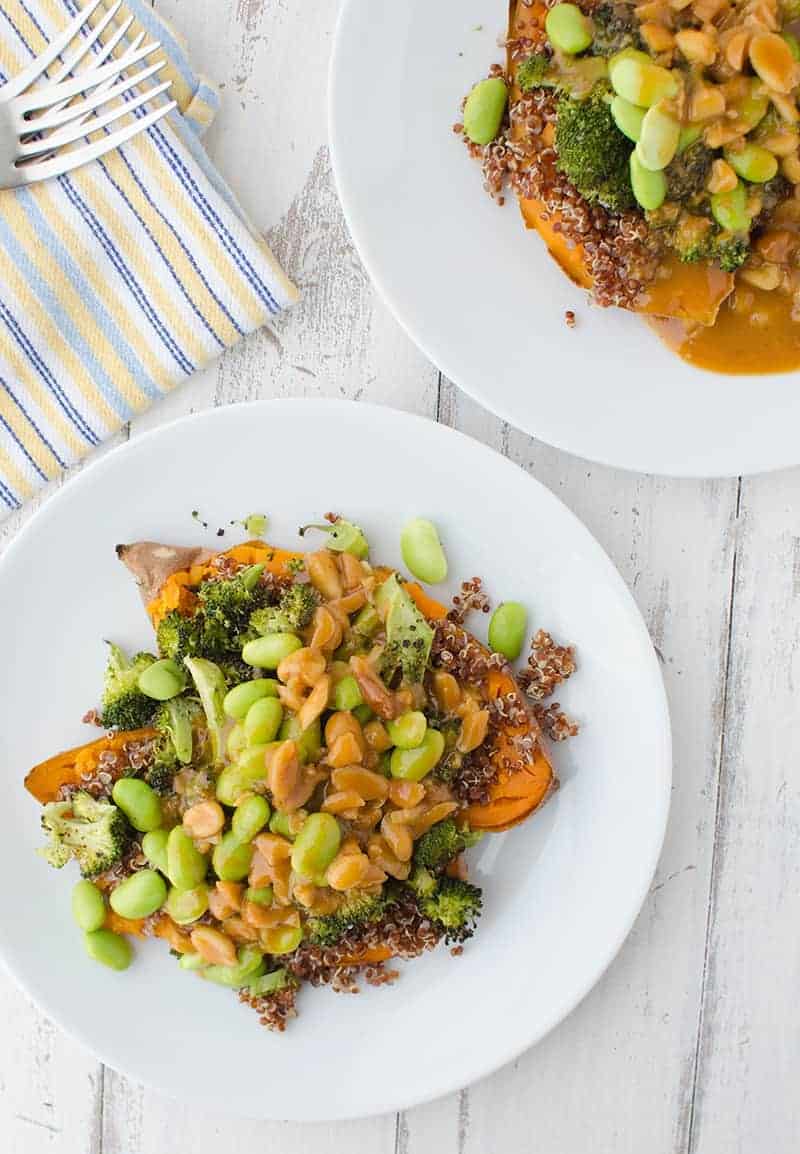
[156,610,205,663]
[39,791,129,877]
[407,865,438,898]
[517,52,553,92]
[554,87,634,214]
[154,695,200,766]
[714,232,750,272]
[590,3,640,56]
[664,142,713,203]
[419,878,483,944]
[249,582,319,636]
[412,819,484,872]
[377,574,434,685]
[668,213,714,264]
[184,657,227,765]
[100,643,158,730]
[304,891,393,948]
[197,564,268,643]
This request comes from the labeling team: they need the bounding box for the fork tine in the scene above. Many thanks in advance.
[14,99,176,185]
[24,58,166,134]
[19,80,172,159]
[0,0,108,103]
[15,40,159,116]
[50,1,124,85]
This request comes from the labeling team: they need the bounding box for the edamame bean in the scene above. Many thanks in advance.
[242,633,303,669]
[611,95,645,142]
[463,77,508,145]
[244,513,268,538]
[387,711,428,750]
[212,831,253,882]
[637,103,680,170]
[232,795,271,843]
[109,869,167,919]
[84,929,132,971]
[215,744,270,807]
[141,828,169,874]
[226,722,248,762]
[112,777,162,833]
[725,144,778,184]
[178,951,206,971]
[333,674,363,712]
[711,181,750,232]
[71,880,106,932]
[545,3,593,54]
[137,658,186,701]
[278,716,322,763]
[609,51,677,108]
[390,728,446,782]
[165,884,209,925]
[223,678,279,720]
[261,925,303,955]
[677,123,703,153]
[269,811,296,840]
[245,885,274,906]
[244,697,284,745]
[290,813,342,879]
[630,150,667,210]
[167,827,208,890]
[203,945,265,988]
[400,518,448,585]
[488,601,528,661]
[734,79,769,131]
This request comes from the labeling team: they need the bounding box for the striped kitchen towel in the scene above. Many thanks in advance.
[0,0,297,514]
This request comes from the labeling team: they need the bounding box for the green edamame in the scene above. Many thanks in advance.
[630,150,667,211]
[637,103,680,171]
[244,697,284,745]
[400,518,448,585]
[71,880,106,932]
[112,777,163,833]
[545,3,593,54]
[84,929,132,971]
[610,95,645,142]
[245,885,274,906]
[333,674,363,712]
[264,925,303,955]
[711,181,750,233]
[488,601,528,661]
[226,722,248,762]
[137,658,186,701]
[212,831,253,882]
[215,744,270,807]
[290,813,342,879]
[725,144,778,184]
[268,811,296,839]
[609,51,677,108]
[390,728,446,782]
[244,513,268,538]
[223,678,279,720]
[141,828,169,874]
[109,869,167,919]
[463,77,508,146]
[242,632,302,669]
[232,795,271,843]
[203,945,265,988]
[165,884,209,925]
[178,951,206,971]
[167,826,208,890]
[387,711,427,750]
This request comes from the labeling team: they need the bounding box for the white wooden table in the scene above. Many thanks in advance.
[2,2,798,1150]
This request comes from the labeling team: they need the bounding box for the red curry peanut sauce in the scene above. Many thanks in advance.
[459,0,800,371]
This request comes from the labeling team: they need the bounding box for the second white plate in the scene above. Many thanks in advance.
[330,0,800,477]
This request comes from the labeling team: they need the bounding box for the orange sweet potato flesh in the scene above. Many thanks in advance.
[509,1,733,324]
[25,728,157,804]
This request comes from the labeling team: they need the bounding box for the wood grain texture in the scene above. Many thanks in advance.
[1,0,797,1150]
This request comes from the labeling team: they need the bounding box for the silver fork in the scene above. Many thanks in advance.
[0,0,176,189]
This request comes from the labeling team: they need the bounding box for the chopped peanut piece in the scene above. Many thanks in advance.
[190,926,238,967]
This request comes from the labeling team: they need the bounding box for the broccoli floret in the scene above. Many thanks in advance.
[667,212,714,264]
[304,891,392,948]
[407,865,438,898]
[156,610,205,663]
[554,88,634,213]
[517,52,553,91]
[664,142,713,203]
[714,232,750,272]
[154,695,200,766]
[99,643,157,730]
[590,3,640,56]
[197,564,269,644]
[377,575,434,685]
[413,819,484,872]
[757,174,791,223]
[215,656,254,688]
[39,791,129,877]
[250,583,319,636]
[419,878,483,944]
[184,657,227,765]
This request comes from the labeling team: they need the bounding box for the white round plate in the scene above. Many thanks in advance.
[330,0,800,478]
[0,400,670,1120]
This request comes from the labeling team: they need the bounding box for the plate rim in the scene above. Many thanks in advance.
[0,398,673,1120]
[328,0,800,480]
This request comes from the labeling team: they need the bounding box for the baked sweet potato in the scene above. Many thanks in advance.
[25,728,157,804]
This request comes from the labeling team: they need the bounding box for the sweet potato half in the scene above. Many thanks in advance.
[508,0,733,325]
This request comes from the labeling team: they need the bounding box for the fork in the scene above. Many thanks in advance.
[0,0,176,189]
